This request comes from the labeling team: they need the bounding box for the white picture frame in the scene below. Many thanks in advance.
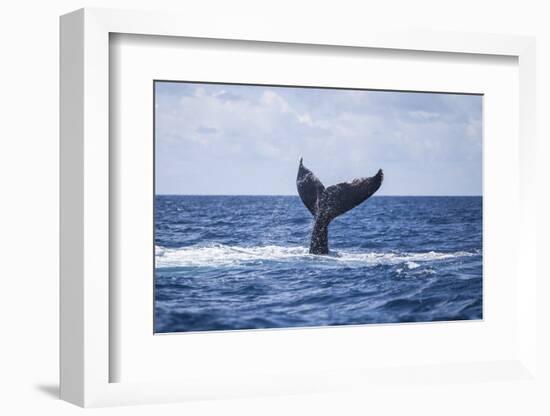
[60,7,538,408]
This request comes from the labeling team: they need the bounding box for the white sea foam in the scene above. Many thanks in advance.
[406,261,421,269]
[155,244,477,268]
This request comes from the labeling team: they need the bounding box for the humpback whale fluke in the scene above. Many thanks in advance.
[296,158,383,255]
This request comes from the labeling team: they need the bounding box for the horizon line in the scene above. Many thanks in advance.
[155,194,483,197]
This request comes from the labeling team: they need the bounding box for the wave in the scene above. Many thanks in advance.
[155,244,478,268]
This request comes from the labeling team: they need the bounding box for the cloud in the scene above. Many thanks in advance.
[155,82,482,195]
[213,90,244,101]
[408,110,440,121]
[196,125,218,135]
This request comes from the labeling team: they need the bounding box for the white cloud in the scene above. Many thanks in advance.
[155,83,482,195]
[408,110,440,121]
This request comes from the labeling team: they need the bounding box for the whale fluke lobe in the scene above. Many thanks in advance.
[297,159,383,255]
[296,158,326,216]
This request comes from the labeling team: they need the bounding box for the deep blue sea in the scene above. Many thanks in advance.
[154,195,482,333]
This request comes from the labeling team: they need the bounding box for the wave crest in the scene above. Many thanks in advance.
[155,244,477,268]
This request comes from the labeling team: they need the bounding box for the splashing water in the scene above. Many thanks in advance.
[155,243,476,268]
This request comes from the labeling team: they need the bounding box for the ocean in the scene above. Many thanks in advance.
[154,195,482,333]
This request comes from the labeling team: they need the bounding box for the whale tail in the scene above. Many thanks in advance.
[297,158,383,254]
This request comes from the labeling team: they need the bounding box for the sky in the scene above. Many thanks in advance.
[155,81,482,196]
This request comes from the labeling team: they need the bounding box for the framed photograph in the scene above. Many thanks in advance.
[60,8,538,408]
[153,80,483,334]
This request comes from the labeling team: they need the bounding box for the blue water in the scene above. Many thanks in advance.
[155,196,482,333]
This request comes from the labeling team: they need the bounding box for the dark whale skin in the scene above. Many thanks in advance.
[296,158,383,255]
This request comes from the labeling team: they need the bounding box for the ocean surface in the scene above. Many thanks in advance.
[155,195,482,333]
